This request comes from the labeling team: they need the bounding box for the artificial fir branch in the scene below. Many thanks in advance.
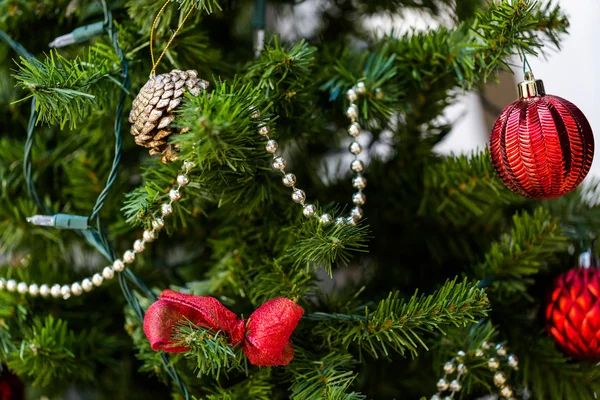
[307,278,489,359]
[289,352,365,400]
[174,324,246,379]
[201,369,273,400]
[473,208,568,293]
[519,335,600,400]
[244,37,318,122]
[419,151,523,226]
[288,217,370,275]
[14,45,122,129]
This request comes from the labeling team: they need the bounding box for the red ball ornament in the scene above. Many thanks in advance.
[490,72,594,199]
[546,253,600,361]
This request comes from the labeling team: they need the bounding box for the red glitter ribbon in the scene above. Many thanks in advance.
[143,290,304,366]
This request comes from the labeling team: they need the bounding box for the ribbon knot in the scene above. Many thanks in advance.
[143,290,304,366]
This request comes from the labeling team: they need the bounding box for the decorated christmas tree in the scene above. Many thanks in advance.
[1,0,599,398]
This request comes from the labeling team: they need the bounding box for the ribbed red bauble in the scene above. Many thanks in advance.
[546,252,600,361]
[489,72,594,199]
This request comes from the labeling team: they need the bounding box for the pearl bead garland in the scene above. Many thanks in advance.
[259,82,371,225]
[0,160,196,300]
[430,341,520,400]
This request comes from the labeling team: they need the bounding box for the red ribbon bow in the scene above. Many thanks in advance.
[143,290,304,366]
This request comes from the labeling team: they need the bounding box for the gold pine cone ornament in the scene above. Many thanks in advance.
[129,69,209,163]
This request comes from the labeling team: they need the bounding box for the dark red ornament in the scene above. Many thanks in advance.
[490,72,594,199]
[143,290,304,366]
[0,366,24,400]
[546,253,600,361]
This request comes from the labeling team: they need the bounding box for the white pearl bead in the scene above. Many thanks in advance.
[449,379,462,392]
[508,354,518,369]
[500,385,513,398]
[349,141,362,155]
[102,266,115,280]
[488,357,500,370]
[443,361,455,374]
[71,283,83,296]
[39,284,50,297]
[457,363,467,374]
[258,125,270,136]
[346,216,357,225]
[436,378,449,391]
[348,123,360,137]
[482,341,493,350]
[352,192,366,205]
[6,280,17,292]
[265,139,278,153]
[494,372,507,387]
[152,217,165,230]
[355,81,366,94]
[143,230,156,242]
[133,239,145,253]
[496,344,507,356]
[81,279,93,292]
[292,189,306,204]
[92,273,103,287]
[351,207,363,219]
[183,159,195,170]
[375,87,384,99]
[351,159,364,172]
[113,259,126,271]
[346,104,358,119]
[17,282,28,294]
[60,285,71,298]
[475,349,484,357]
[352,175,367,190]
[124,250,136,263]
[346,89,357,102]
[177,174,190,186]
[282,173,296,187]
[431,395,441,400]
[319,214,333,225]
[250,109,260,119]
[272,156,286,170]
[161,203,173,216]
[28,284,39,296]
[169,188,181,201]
[303,204,317,217]
[335,217,346,225]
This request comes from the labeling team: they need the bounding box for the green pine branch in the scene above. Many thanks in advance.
[176,323,246,379]
[519,335,600,400]
[543,179,600,245]
[320,45,399,126]
[385,0,568,113]
[287,216,370,276]
[472,208,568,294]
[6,316,90,386]
[174,79,270,172]
[244,36,318,120]
[200,369,273,400]
[419,151,523,225]
[13,44,122,129]
[289,351,365,400]
[308,278,489,359]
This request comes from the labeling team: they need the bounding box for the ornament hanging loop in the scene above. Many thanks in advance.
[149,0,195,78]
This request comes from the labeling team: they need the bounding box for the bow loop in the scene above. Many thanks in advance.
[143,290,304,366]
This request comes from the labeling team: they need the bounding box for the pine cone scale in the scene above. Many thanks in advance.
[129,69,208,163]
